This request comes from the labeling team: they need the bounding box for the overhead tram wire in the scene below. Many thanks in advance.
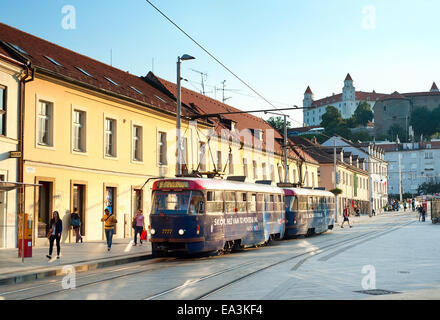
[145,0,293,116]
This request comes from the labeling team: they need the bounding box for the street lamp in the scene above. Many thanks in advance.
[177,54,195,176]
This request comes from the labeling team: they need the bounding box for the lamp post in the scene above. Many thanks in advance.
[176,54,195,176]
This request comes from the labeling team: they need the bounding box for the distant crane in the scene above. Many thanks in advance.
[190,69,208,95]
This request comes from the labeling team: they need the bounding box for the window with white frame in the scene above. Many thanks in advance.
[72,110,86,152]
[243,158,248,177]
[0,85,6,136]
[253,161,258,179]
[132,125,143,161]
[199,142,206,171]
[37,100,53,146]
[158,131,167,165]
[228,152,234,174]
[104,118,116,157]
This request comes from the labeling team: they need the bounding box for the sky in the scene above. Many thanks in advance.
[1,0,439,127]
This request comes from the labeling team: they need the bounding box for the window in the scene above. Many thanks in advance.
[225,192,236,213]
[75,67,93,77]
[104,118,116,157]
[158,131,167,165]
[132,125,143,161]
[253,161,258,179]
[243,158,248,177]
[425,152,433,159]
[104,76,119,86]
[72,110,86,152]
[228,152,234,174]
[0,85,6,135]
[37,100,53,146]
[199,142,206,171]
[44,56,63,67]
[262,163,267,180]
[217,151,222,172]
[206,191,224,214]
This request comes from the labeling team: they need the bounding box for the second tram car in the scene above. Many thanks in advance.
[149,178,285,255]
[283,188,335,237]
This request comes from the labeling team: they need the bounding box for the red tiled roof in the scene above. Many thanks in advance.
[309,91,389,108]
[0,22,186,116]
[147,72,318,164]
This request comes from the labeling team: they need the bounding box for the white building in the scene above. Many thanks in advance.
[0,47,24,248]
[303,74,388,126]
[322,136,389,213]
[379,141,440,196]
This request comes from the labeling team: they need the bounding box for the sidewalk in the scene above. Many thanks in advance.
[0,238,152,286]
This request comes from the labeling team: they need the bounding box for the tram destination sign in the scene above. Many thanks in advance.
[157,181,190,189]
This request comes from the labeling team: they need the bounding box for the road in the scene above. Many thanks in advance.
[1,211,439,300]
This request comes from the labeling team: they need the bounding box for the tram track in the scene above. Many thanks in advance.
[1,217,413,300]
[195,220,415,300]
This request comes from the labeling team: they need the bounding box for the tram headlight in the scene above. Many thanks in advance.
[150,228,156,235]
[178,229,185,236]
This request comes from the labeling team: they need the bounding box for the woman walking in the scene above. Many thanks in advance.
[46,211,63,259]
[133,209,145,246]
[101,208,117,251]
[70,208,83,243]
[341,206,352,228]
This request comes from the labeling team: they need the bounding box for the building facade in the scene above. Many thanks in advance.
[322,136,388,213]
[379,140,440,196]
[0,47,23,248]
[373,83,440,137]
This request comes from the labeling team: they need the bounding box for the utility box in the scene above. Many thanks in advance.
[18,213,32,258]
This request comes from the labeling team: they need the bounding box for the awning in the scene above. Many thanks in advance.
[0,181,41,191]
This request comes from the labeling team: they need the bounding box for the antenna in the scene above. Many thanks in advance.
[190,69,208,95]
[110,49,112,66]
[215,80,240,103]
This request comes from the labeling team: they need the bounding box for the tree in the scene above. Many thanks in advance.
[351,130,371,142]
[388,124,407,142]
[410,107,436,138]
[418,181,440,195]
[267,116,291,133]
[353,101,373,126]
[320,106,344,135]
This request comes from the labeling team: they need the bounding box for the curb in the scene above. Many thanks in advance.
[0,253,153,286]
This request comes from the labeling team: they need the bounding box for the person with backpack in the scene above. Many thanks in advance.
[101,208,117,251]
[341,206,352,228]
[70,207,83,243]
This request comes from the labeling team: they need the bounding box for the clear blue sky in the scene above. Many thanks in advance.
[1,0,439,127]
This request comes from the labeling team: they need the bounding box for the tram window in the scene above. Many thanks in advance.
[225,191,236,213]
[265,194,274,212]
[286,196,298,211]
[248,193,257,212]
[237,192,247,213]
[152,191,204,215]
[189,191,205,215]
[206,190,223,214]
[256,194,264,212]
[298,196,307,211]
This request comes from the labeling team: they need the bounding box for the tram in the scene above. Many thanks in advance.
[149,178,285,255]
[283,187,336,237]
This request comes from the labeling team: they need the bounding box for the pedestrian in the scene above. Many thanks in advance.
[372,209,376,216]
[101,208,117,251]
[46,211,62,259]
[70,207,83,243]
[132,209,145,246]
[417,206,423,222]
[412,199,415,211]
[404,202,407,212]
[341,206,352,228]
[422,207,426,222]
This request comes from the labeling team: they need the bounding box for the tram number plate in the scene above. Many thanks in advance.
[162,229,173,235]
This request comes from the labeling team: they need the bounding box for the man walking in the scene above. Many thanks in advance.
[101,208,117,251]
[341,206,352,228]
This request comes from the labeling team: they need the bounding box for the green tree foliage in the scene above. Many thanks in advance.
[387,124,407,142]
[418,181,440,195]
[353,102,374,126]
[410,107,438,138]
[351,130,371,142]
[267,116,291,133]
[320,106,344,135]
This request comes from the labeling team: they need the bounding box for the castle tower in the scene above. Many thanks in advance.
[342,73,356,117]
[431,82,439,92]
[303,86,314,108]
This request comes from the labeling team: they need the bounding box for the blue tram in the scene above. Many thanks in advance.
[283,188,335,237]
[149,178,285,255]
